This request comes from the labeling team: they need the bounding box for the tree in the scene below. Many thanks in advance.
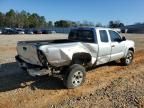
[5,9,16,27]
[39,16,47,28]
[15,11,27,28]
[108,20,124,28]
[95,23,103,27]
[0,9,48,28]
[54,20,71,27]
[47,21,53,27]
[69,21,77,27]
[19,10,29,28]
[109,21,114,28]
[0,12,5,27]
[119,23,124,27]
[28,13,47,28]
[79,20,94,27]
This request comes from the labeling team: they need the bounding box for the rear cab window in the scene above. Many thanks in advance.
[68,29,96,43]
[99,30,109,42]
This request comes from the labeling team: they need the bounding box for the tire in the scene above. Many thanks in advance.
[121,50,134,66]
[63,64,86,89]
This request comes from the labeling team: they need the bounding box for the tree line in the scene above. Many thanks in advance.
[0,9,125,28]
[0,9,47,28]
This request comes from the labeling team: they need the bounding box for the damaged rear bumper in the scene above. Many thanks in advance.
[15,55,51,76]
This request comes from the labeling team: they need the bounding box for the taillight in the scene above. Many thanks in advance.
[37,50,48,67]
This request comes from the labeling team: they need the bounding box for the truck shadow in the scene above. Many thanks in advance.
[0,62,64,92]
[30,76,64,91]
[0,61,122,92]
[105,61,123,66]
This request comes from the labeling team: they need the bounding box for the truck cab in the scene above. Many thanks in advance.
[69,27,134,65]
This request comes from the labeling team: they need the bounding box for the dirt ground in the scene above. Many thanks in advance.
[0,33,144,108]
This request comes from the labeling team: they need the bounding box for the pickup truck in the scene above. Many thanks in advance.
[15,27,135,88]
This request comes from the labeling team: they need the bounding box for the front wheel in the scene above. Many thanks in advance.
[63,64,86,89]
[121,50,134,66]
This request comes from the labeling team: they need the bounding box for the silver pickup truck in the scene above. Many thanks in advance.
[15,27,135,88]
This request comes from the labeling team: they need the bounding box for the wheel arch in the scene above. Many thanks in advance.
[128,47,135,53]
[72,52,92,66]
[124,47,135,57]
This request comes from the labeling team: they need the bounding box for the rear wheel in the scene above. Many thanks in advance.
[63,64,86,89]
[121,50,134,66]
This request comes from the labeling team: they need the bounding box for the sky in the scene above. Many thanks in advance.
[0,0,144,25]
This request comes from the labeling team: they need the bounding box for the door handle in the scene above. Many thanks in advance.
[111,45,115,47]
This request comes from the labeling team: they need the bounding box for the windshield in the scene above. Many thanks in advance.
[68,29,95,43]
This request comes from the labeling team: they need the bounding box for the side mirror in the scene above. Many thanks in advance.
[122,36,126,41]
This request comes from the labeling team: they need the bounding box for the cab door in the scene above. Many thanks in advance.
[108,30,125,61]
[97,30,111,65]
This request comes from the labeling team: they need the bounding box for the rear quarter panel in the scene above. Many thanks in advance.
[39,42,98,67]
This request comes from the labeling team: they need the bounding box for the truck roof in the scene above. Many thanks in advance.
[71,27,113,31]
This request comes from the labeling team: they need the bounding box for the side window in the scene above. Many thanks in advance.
[109,30,122,42]
[99,30,108,42]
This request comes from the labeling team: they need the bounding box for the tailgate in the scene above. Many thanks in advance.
[16,43,41,65]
